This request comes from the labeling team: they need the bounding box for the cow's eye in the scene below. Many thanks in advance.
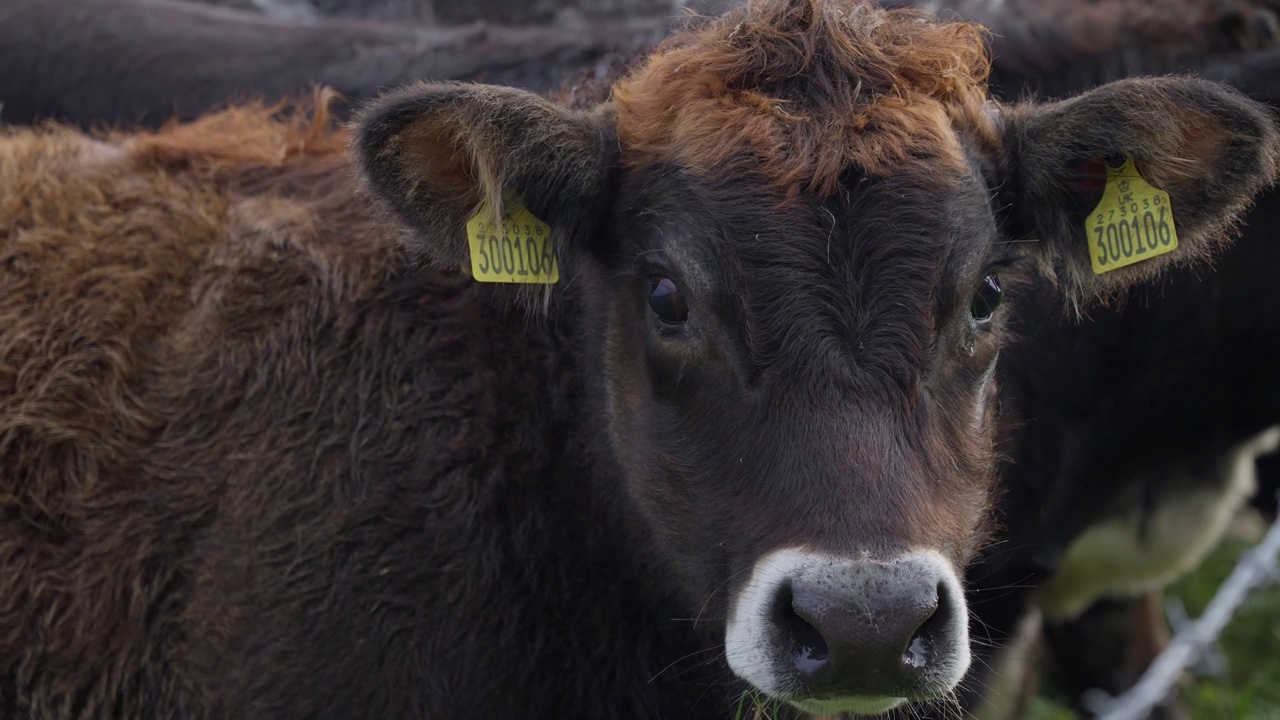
[649,277,688,325]
[970,274,1002,323]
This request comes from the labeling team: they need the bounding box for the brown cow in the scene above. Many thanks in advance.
[0,0,1276,717]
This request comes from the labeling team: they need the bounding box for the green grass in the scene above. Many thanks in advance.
[731,690,784,720]
[1024,695,1080,720]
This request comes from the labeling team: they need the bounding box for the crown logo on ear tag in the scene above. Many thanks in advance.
[465,192,558,284]
[1086,156,1179,275]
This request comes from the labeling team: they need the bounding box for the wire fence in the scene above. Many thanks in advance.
[1084,493,1280,720]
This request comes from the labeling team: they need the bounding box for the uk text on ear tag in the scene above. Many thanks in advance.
[1086,156,1179,274]
[465,193,558,284]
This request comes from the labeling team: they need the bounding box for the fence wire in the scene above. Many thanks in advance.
[1086,492,1280,720]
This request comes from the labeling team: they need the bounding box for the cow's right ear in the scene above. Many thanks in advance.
[354,81,616,277]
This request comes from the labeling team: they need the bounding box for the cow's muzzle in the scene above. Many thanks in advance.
[725,549,970,715]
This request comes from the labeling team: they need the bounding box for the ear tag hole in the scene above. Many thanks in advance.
[465,191,559,284]
[1085,156,1180,275]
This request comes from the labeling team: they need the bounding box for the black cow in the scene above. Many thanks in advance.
[1025,49,1280,717]
[876,12,1280,717]
[0,0,671,129]
[198,0,710,25]
[883,0,1280,100]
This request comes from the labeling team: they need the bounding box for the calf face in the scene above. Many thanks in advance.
[596,152,999,713]
[355,0,1278,713]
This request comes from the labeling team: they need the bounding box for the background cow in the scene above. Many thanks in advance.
[883,0,1280,99]
[8,0,1278,133]
[855,5,1280,716]
[0,0,672,129]
[1028,48,1280,717]
[201,0,682,23]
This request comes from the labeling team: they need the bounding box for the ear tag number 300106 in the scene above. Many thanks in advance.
[1087,156,1179,275]
[465,193,559,284]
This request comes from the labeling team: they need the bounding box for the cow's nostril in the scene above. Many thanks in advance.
[772,583,830,677]
[903,584,946,670]
[904,633,930,669]
[786,607,830,676]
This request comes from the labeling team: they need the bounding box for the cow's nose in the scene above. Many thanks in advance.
[725,549,970,713]
[770,561,959,698]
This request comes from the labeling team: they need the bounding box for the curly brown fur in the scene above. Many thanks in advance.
[612,0,999,197]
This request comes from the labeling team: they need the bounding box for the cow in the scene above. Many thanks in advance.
[198,0,699,25]
[1,0,1276,717]
[0,0,671,130]
[1025,50,1280,717]
[1205,49,1280,533]
[883,0,1280,100]
[1208,47,1280,108]
[10,0,1272,134]
[201,0,321,21]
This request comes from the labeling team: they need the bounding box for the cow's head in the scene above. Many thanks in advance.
[354,0,1277,714]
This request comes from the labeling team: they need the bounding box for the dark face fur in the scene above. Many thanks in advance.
[591,152,1007,711]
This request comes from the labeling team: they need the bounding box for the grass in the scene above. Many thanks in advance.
[732,690,784,720]
[1024,696,1080,720]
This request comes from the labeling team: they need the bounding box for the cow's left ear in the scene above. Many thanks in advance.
[1000,77,1279,304]
[353,81,616,294]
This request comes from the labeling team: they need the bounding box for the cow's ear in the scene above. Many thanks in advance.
[353,81,616,289]
[1000,77,1279,305]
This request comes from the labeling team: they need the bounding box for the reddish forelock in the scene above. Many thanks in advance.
[612,0,999,198]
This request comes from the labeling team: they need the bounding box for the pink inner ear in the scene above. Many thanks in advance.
[1065,158,1108,196]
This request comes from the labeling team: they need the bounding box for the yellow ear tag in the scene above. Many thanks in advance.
[465,193,558,284]
[1086,156,1179,274]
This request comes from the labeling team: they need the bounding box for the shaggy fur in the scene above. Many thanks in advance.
[613,0,998,195]
[0,95,711,719]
